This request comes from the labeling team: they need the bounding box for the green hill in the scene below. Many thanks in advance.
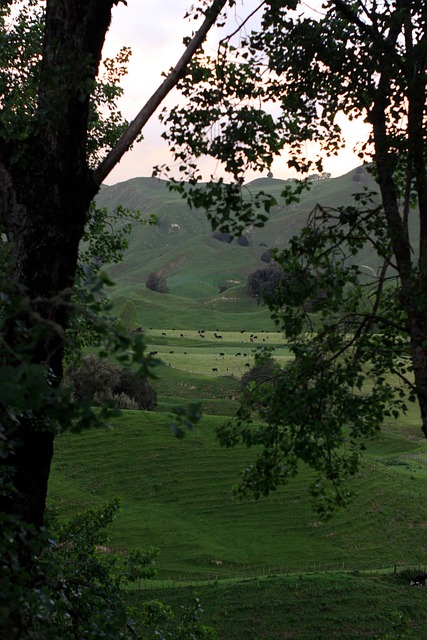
[49,408,427,579]
[94,168,383,329]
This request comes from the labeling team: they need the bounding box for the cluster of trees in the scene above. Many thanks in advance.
[65,355,158,410]
[146,272,170,294]
[246,265,283,299]
[2,0,427,637]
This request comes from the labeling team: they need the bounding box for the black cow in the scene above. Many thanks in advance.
[410,573,427,586]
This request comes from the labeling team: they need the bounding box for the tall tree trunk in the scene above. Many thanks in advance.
[408,315,427,439]
[1,165,96,527]
[370,47,427,441]
[0,0,117,528]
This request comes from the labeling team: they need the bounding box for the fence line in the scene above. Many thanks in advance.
[399,454,427,465]
[134,561,427,590]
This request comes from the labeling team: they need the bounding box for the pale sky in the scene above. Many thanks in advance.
[102,0,368,186]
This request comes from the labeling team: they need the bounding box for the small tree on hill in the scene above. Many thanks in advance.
[146,272,169,294]
[246,266,282,299]
[115,368,157,411]
[260,248,274,264]
[237,234,250,247]
[65,355,157,410]
[119,299,138,334]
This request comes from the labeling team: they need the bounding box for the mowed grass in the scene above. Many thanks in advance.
[49,409,427,579]
[111,286,277,331]
[145,329,290,381]
[126,572,427,640]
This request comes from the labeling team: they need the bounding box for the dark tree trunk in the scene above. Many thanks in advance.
[408,317,427,439]
[0,0,118,529]
[369,29,427,442]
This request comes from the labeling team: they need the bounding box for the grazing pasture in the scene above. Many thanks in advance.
[126,572,427,640]
[144,329,291,379]
[49,407,427,579]
[58,166,427,635]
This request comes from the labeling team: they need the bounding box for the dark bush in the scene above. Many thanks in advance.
[241,355,279,409]
[246,265,283,299]
[212,231,231,243]
[65,355,121,403]
[260,248,274,264]
[241,356,277,389]
[237,235,250,247]
[146,272,169,293]
[114,368,157,410]
[65,356,157,410]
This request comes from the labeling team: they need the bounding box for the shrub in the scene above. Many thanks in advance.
[241,356,277,390]
[146,272,169,293]
[260,248,274,263]
[119,299,138,333]
[237,234,250,247]
[64,356,157,411]
[114,369,157,410]
[112,392,139,410]
[246,265,283,299]
[212,231,231,243]
[65,355,121,403]
[241,355,279,409]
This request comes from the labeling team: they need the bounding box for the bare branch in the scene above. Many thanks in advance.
[219,1,266,47]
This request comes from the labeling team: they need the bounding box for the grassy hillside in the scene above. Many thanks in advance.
[112,287,277,331]
[49,407,427,579]
[51,329,427,580]
[94,168,389,330]
[65,174,427,637]
[127,573,427,640]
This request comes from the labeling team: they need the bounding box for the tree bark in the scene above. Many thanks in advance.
[368,26,427,441]
[0,0,118,528]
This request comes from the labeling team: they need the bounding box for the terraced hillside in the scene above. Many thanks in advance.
[50,330,427,580]
[95,168,387,329]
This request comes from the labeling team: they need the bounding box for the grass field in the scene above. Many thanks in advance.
[54,168,427,636]
[126,572,427,640]
[49,408,427,578]
[49,406,427,638]
[50,323,427,583]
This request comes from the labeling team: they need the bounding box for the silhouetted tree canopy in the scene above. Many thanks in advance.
[247,266,283,299]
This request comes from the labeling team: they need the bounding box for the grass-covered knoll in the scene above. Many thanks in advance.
[126,572,427,639]
[144,329,291,382]
[113,286,277,331]
[96,170,384,326]
[49,409,427,579]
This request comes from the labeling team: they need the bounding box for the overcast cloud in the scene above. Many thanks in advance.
[102,1,367,186]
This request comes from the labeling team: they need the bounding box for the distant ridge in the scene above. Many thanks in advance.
[94,166,384,324]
